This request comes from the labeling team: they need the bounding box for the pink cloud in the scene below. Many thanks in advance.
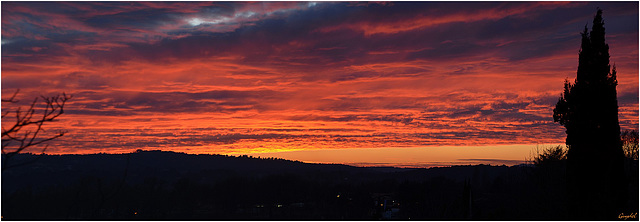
[1,2,637,156]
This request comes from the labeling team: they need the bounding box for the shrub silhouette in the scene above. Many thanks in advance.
[621,130,639,160]
[532,145,567,166]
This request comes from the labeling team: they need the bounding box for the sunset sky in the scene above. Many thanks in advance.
[2,2,638,167]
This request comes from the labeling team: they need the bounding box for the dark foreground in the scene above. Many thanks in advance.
[2,150,638,220]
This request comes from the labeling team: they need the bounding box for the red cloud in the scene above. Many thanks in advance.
[2,2,637,157]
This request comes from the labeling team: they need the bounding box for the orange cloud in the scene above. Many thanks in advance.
[1,2,637,161]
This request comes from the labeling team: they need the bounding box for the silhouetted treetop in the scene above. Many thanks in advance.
[553,8,620,150]
[552,9,626,219]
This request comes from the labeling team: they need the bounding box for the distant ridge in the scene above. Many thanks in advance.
[4,150,633,220]
[2,150,521,192]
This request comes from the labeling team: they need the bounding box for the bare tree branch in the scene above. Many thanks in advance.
[2,90,72,170]
[1,89,20,103]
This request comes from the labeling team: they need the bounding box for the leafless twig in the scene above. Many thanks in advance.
[2,90,72,170]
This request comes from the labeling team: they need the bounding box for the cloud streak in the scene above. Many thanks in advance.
[2,2,637,155]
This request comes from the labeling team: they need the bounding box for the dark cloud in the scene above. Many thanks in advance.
[2,2,634,66]
[65,89,285,116]
[457,159,523,165]
[619,88,639,105]
[2,2,636,154]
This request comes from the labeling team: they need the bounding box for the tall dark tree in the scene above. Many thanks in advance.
[553,9,626,219]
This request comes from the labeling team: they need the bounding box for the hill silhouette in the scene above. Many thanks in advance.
[2,150,638,220]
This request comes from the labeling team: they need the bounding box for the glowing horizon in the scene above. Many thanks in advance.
[1,2,638,167]
[23,144,560,168]
[233,144,564,168]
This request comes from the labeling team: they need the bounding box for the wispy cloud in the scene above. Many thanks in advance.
[2,2,637,154]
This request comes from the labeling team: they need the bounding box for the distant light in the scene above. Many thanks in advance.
[187,17,228,26]
[188,18,203,26]
[277,204,283,208]
[236,11,257,18]
[188,11,256,27]
[134,212,138,215]
[336,194,340,198]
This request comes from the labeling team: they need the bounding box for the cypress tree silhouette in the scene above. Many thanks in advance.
[553,9,626,219]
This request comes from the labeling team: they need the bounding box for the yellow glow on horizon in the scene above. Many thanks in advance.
[231,144,564,168]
